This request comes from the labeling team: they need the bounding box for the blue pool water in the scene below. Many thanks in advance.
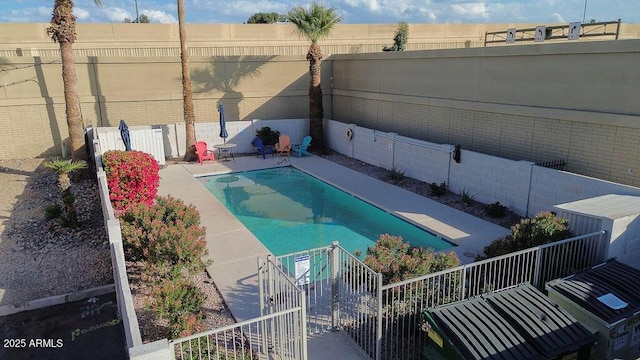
[200,167,454,257]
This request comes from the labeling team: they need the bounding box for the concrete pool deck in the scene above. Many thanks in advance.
[157,154,510,358]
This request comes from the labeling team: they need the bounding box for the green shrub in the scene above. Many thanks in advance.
[152,277,206,338]
[120,195,209,277]
[363,234,460,285]
[388,167,405,182]
[255,126,280,146]
[44,159,87,228]
[482,211,573,258]
[45,204,63,221]
[461,188,474,205]
[429,182,447,197]
[485,201,508,218]
[103,150,160,212]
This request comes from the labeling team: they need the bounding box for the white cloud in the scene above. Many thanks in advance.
[100,7,132,22]
[450,3,489,19]
[142,9,177,23]
[73,8,92,21]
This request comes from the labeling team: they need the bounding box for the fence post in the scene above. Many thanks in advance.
[376,273,383,360]
[300,290,308,360]
[330,241,340,330]
[460,264,467,301]
[533,247,542,288]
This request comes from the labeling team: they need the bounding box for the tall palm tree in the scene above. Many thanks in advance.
[47,0,102,161]
[177,0,197,161]
[287,2,342,151]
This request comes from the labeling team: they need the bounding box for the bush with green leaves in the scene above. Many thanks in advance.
[103,150,160,212]
[152,277,206,338]
[43,159,87,228]
[120,195,209,277]
[461,188,474,205]
[429,181,447,197]
[363,234,460,285]
[485,201,508,218]
[255,126,280,146]
[481,211,573,258]
[388,167,405,182]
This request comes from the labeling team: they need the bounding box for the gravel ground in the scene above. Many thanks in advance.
[0,159,112,307]
[320,152,522,229]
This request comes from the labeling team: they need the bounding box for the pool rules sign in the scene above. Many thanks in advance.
[294,255,310,286]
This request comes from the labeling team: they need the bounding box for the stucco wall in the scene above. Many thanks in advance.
[330,39,640,187]
[0,55,324,159]
[1,22,637,57]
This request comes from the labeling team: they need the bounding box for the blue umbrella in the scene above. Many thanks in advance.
[218,103,228,143]
[118,119,132,151]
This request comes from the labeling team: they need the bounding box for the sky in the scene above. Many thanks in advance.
[0,0,637,25]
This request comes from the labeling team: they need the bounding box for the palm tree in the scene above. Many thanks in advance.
[44,159,87,228]
[47,0,102,161]
[287,2,342,151]
[177,0,197,161]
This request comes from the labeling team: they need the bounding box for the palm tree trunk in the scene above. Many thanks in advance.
[307,44,324,150]
[177,0,197,161]
[60,41,88,161]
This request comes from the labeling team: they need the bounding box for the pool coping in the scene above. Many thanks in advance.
[158,155,511,322]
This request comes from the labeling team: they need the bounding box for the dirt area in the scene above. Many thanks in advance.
[0,159,112,307]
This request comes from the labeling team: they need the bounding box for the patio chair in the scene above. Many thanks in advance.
[274,135,292,162]
[195,141,215,165]
[292,136,312,158]
[252,136,274,159]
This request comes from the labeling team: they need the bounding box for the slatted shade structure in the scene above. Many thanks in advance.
[546,259,640,360]
[424,283,597,360]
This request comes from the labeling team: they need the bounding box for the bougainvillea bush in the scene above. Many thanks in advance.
[103,150,160,212]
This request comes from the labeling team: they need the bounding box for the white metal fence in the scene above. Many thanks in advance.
[170,307,306,360]
[170,257,308,360]
[378,230,607,360]
[271,231,607,360]
[275,243,382,359]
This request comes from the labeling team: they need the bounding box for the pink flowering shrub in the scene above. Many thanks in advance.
[103,150,160,212]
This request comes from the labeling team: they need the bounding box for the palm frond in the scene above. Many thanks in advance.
[44,159,87,175]
[286,1,342,44]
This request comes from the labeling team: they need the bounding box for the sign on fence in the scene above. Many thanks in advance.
[295,255,310,286]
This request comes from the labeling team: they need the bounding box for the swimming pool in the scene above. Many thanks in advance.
[200,167,454,257]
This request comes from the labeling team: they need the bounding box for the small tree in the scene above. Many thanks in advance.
[123,14,150,23]
[44,159,87,228]
[383,22,409,52]
[247,12,284,24]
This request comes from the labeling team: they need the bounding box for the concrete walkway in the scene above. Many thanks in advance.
[158,154,510,359]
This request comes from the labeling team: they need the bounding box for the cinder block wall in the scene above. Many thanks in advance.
[0,55,322,159]
[331,39,640,187]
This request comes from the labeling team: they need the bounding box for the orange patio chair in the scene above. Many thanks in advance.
[274,135,292,160]
[195,141,215,165]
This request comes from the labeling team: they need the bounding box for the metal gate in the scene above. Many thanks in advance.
[272,242,382,359]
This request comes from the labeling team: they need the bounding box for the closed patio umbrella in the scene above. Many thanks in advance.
[218,103,228,143]
[118,119,131,151]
